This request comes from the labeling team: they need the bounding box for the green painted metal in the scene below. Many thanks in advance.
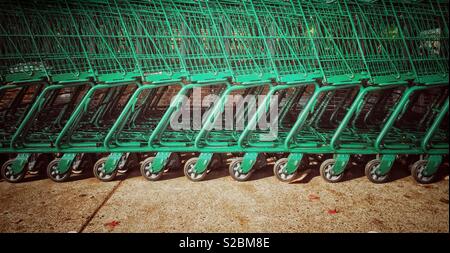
[375,84,447,152]
[284,83,356,149]
[9,82,92,150]
[0,0,447,183]
[54,82,138,150]
[194,82,266,149]
[240,152,259,174]
[104,82,173,149]
[57,153,77,174]
[0,82,45,150]
[0,0,447,84]
[104,153,123,174]
[286,153,303,174]
[193,153,213,174]
[150,152,171,173]
[376,155,397,175]
[238,82,307,148]
[423,155,443,176]
[421,99,449,152]
[331,154,350,176]
[11,153,30,174]
[330,84,406,151]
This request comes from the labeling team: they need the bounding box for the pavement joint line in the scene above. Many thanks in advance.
[77,177,126,233]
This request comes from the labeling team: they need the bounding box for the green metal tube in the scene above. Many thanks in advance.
[374,84,447,152]
[54,82,133,150]
[284,84,356,149]
[330,85,401,151]
[237,83,307,148]
[10,82,91,149]
[194,82,267,149]
[421,98,449,152]
[147,82,227,148]
[103,82,182,150]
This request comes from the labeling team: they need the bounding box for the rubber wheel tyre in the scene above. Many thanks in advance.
[1,159,27,183]
[47,158,71,182]
[93,157,117,182]
[320,159,344,183]
[71,154,84,174]
[26,155,39,175]
[365,159,389,184]
[184,157,207,182]
[140,157,164,181]
[273,158,297,182]
[411,160,436,184]
[117,154,130,174]
[229,157,253,182]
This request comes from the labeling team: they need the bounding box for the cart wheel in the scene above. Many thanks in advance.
[140,157,163,181]
[319,159,344,183]
[47,158,71,182]
[273,158,297,182]
[184,157,207,182]
[117,154,129,174]
[71,155,84,174]
[229,157,253,182]
[27,155,39,175]
[365,159,389,184]
[1,159,26,183]
[93,157,117,182]
[411,160,435,184]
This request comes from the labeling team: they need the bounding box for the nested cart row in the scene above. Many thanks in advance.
[0,0,448,184]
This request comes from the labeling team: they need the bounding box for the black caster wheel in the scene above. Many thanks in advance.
[229,157,253,182]
[365,159,389,184]
[273,158,297,182]
[47,158,71,182]
[411,160,436,184]
[1,159,26,183]
[140,157,163,181]
[184,157,207,182]
[320,159,344,183]
[93,157,117,182]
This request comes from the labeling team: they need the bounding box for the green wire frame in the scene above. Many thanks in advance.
[0,0,447,85]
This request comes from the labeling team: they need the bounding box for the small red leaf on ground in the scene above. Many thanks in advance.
[327,209,338,214]
[308,194,320,201]
[104,220,120,230]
